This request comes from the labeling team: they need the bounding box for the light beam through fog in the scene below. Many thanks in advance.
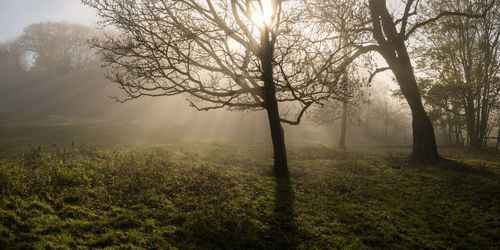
[0,1,499,248]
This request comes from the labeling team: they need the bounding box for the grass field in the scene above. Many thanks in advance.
[1,112,499,249]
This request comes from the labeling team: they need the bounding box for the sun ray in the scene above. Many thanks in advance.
[250,0,275,28]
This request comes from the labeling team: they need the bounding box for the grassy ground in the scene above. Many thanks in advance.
[1,113,500,249]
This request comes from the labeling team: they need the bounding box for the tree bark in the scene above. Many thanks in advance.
[408,103,440,162]
[339,101,347,149]
[465,98,482,151]
[265,99,289,177]
[446,114,453,146]
[369,0,440,163]
[496,120,500,152]
[338,30,349,150]
[390,58,440,163]
[260,27,289,177]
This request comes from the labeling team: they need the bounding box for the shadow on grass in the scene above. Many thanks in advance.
[268,173,299,249]
[383,153,500,179]
[437,158,500,179]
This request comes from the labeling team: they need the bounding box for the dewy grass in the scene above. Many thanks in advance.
[1,143,499,249]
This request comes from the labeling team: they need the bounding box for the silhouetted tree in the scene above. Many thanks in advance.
[83,0,348,176]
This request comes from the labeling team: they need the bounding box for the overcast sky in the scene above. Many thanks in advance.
[0,0,97,42]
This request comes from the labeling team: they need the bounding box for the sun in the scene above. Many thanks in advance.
[250,0,275,28]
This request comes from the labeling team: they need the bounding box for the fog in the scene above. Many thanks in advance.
[0,1,420,149]
[2,1,500,248]
[0,56,409,148]
[3,1,495,151]
[0,19,414,148]
[1,28,412,145]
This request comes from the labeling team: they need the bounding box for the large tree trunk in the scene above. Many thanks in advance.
[387,49,440,163]
[339,101,347,149]
[455,126,463,147]
[260,27,289,177]
[496,119,500,152]
[369,0,440,163]
[465,98,482,151]
[338,31,349,150]
[446,114,453,146]
[265,104,289,177]
[408,104,440,162]
[468,125,482,151]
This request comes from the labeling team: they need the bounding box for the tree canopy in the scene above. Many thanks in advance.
[84,0,347,122]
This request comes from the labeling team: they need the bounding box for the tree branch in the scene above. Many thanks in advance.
[405,1,494,40]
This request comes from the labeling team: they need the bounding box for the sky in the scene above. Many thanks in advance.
[0,0,97,42]
[0,0,397,89]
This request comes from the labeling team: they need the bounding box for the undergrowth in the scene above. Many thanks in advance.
[0,143,499,249]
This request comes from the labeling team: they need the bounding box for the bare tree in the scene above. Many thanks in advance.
[307,77,366,148]
[83,0,347,176]
[304,0,369,150]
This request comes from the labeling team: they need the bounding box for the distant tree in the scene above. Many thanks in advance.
[83,0,348,176]
[360,83,411,143]
[0,22,119,117]
[417,0,500,151]
[307,79,366,147]
[0,41,27,97]
[374,96,405,137]
[304,0,369,149]
[308,91,364,127]
[0,41,24,74]
[17,21,96,72]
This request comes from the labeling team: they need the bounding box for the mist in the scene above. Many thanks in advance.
[0,20,413,147]
[1,1,499,249]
